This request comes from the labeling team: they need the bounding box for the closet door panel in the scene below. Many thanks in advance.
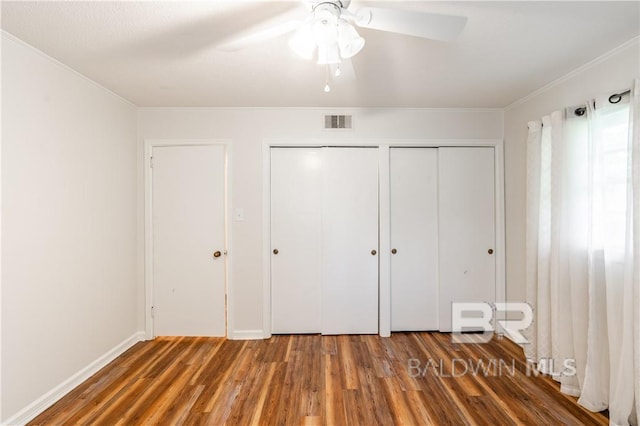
[322,147,379,334]
[438,147,496,331]
[390,148,439,331]
[271,148,323,333]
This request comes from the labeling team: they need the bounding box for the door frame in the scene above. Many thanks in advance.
[144,139,233,339]
[263,138,505,338]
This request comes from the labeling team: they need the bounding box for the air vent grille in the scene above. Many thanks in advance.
[324,115,352,130]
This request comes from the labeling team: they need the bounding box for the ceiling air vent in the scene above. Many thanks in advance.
[324,114,352,130]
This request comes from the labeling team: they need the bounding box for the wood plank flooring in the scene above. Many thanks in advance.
[29,333,608,425]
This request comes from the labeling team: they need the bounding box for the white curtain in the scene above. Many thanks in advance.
[525,78,639,426]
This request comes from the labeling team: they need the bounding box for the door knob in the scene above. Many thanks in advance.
[371,249,377,256]
[391,248,397,254]
[213,251,222,258]
[273,249,279,255]
[488,248,494,255]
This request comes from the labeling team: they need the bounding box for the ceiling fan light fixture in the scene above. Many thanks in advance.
[289,2,366,67]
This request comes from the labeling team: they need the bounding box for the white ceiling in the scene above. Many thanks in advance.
[2,1,638,108]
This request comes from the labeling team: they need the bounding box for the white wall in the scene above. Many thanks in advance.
[503,38,640,303]
[1,33,139,422]
[138,107,504,336]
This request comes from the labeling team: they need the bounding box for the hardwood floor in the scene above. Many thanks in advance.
[29,333,608,425]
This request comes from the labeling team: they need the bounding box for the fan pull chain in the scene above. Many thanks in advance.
[324,65,331,92]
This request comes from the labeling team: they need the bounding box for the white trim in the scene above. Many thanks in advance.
[144,140,153,340]
[144,139,233,339]
[262,138,506,337]
[261,142,272,339]
[265,138,502,148]
[494,140,507,310]
[2,332,144,426]
[505,36,640,111]
[378,146,391,337]
[224,144,235,339]
[0,30,3,421]
[1,31,136,108]
[228,330,266,340]
[137,106,504,113]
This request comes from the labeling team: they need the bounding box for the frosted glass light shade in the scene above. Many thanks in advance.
[338,20,365,58]
[313,18,339,46]
[289,24,315,60]
[317,44,341,65]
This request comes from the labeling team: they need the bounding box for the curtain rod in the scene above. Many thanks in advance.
[574,89,631,116]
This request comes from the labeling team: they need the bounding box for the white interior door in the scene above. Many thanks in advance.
[152,145,226,336]
[322,147,379,334]
[438,147,495,332]
[390,148,439,331]
[270,148,322,333]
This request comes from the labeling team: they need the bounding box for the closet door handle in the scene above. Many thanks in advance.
[488,248,494,255]
[391,248,397,254]
[371,250,377,256]
[273,249,279,255]
[213,250,222,258]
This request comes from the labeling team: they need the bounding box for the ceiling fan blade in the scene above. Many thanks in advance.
[354,7,467,42]
[217,8,305,51]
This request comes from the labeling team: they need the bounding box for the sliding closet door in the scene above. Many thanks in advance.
[390,148,439,331]
[438,147,495,332]
[271,148,322,333]
[322,147,379,334]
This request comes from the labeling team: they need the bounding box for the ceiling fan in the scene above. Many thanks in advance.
[218,1,468,91]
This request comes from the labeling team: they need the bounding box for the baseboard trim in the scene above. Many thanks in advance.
[228,329,267,340]
[2,331,145,426]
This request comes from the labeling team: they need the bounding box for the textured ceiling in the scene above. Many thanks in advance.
[2,1,639,107]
